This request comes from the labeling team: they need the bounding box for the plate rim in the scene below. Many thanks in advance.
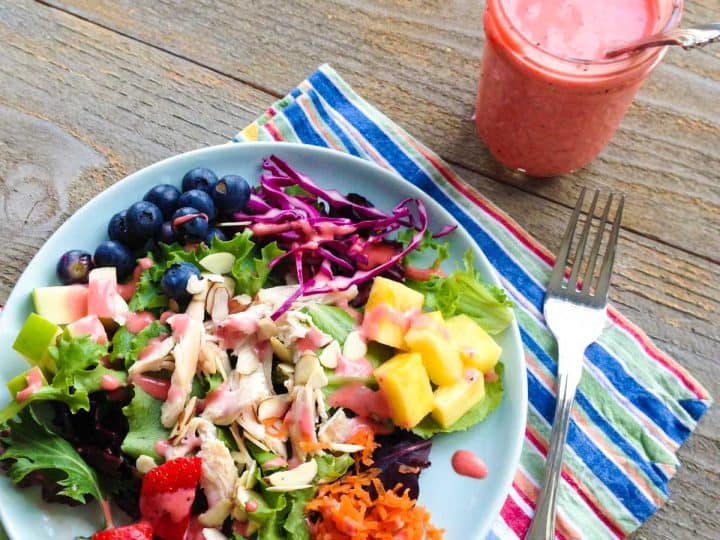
[0,141,527,540]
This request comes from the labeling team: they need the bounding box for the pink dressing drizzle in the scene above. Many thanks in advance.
[131,374,170,400]
[159,310,175,324]
[16,367,45,403]
[245,500,259,512]
[126,310,156,334]
[100,374,121,391]
[329,384,392,419]
[335,355,374,378]
[261,456,289,469]
[117,257,154,301]
[296,327,327,353]
[173,212,208,229]
[361,304,421,340]
[451,450,488,479]
[138,336,170,361]
[168,313,191,341]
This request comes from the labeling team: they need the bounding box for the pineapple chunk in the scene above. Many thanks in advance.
[374,352,433,428]
[362,277,424,349]
[405,313,462,386]
[446,314,502,373]
[432,374,486,428]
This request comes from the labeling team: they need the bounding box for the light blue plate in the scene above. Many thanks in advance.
[0,143,527,540]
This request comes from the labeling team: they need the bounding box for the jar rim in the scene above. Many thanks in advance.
[487,0,683,79]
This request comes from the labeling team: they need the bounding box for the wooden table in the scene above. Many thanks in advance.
[0,0,717,538]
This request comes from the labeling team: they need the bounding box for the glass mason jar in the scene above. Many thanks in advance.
[475,0,683,177]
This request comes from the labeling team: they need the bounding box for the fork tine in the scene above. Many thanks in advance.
[548,188,587,290]
[568,190,599,290]
[595,195,625,300]
[581,193,613,293]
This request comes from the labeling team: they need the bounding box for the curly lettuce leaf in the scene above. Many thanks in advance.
[232,240,285,296]
[397,228,450,269]
[411,364,505,439]
[407,250,513,335]
[128,269,168,311]
[121,386,170,462]
[113,321,169,369]
[0,333,126,422]
[0,407,104,505]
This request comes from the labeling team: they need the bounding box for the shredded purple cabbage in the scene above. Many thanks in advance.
[370,431,432,500]
[223,155,440,319]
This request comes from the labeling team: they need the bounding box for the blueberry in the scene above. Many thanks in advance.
[108,210,142,247]
[56,250,94,285]
[204,227,227,245]
[143,184,181,220]
[178,189,217,221]
[94,241,134,280]
[126,201,164,239]
[172,207,209,242]
[158,221,176,245]
[181,168,218,194]
[212,174,251,213]
[161,262,201,300]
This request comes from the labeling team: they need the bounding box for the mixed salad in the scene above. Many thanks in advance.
[0,156,513,540]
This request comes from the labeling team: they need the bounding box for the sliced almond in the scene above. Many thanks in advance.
[270,337,291,362]
[257,395,291,421]
[265,484,314,492]
[200,252,236,275]
[170,396,198,442]
[136,455,157,475]
[326,443,365,453]
[314,388,329,422]
[294,353,319,385]
[238,460,258,489]
[257,318,279,340]
[265,459,317,487]
[244,432,270,453]
[342,330,367,361]
[207,285,231,324]
[318,341,341,369]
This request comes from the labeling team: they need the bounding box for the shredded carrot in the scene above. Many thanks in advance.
[306,468,444,540]
[345,425,378,468]
[300,440,334,453]
[262,417,288,438]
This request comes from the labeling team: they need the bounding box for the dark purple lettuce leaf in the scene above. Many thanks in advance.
[371,431,432,500]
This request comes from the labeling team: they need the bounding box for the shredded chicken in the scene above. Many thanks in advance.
[161,315,203,428]
[127,337,175,377]
[286,385,318,462]
[198,439,239,527]
[165,417,217,460]
[202,367,272,425]
[318,409,355,444]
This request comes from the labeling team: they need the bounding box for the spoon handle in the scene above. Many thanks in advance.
[606,22,720,58]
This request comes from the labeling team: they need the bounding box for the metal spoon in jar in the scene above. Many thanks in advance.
[605,22,720,58]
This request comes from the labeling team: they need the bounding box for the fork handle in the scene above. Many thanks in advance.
[526,368,580,540]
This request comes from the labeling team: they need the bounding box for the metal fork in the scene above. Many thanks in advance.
[526,189,624,540]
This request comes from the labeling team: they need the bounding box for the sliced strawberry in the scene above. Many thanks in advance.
[92,521,153,540]
[139,456,202,540]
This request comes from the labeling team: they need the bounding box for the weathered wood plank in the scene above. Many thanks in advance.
[0,1,717,538]
[38,0,720,261]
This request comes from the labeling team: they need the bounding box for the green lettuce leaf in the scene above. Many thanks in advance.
[397,228,450,269]
[315,453,354,483]
[411,364,505,439]
[303,304,355,345]
[123,321,169,369]
[121,386,170,461]
[0,332,126,422]
[128,269,168,311]
[0,407,104,505]
[407,251,514,335]
[232,239,285,296]
[283,488,316,540]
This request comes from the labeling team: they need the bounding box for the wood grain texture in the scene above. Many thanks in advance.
[0,0,717,538]
[38,0,720,261]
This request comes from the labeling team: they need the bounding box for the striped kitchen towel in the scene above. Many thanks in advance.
[233,64,712,539]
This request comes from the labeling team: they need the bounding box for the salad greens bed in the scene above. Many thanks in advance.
[0,156,513,540]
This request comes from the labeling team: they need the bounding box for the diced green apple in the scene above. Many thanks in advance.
[32,284,88,325]
[12,313,61,373]
[7,366,48,399]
